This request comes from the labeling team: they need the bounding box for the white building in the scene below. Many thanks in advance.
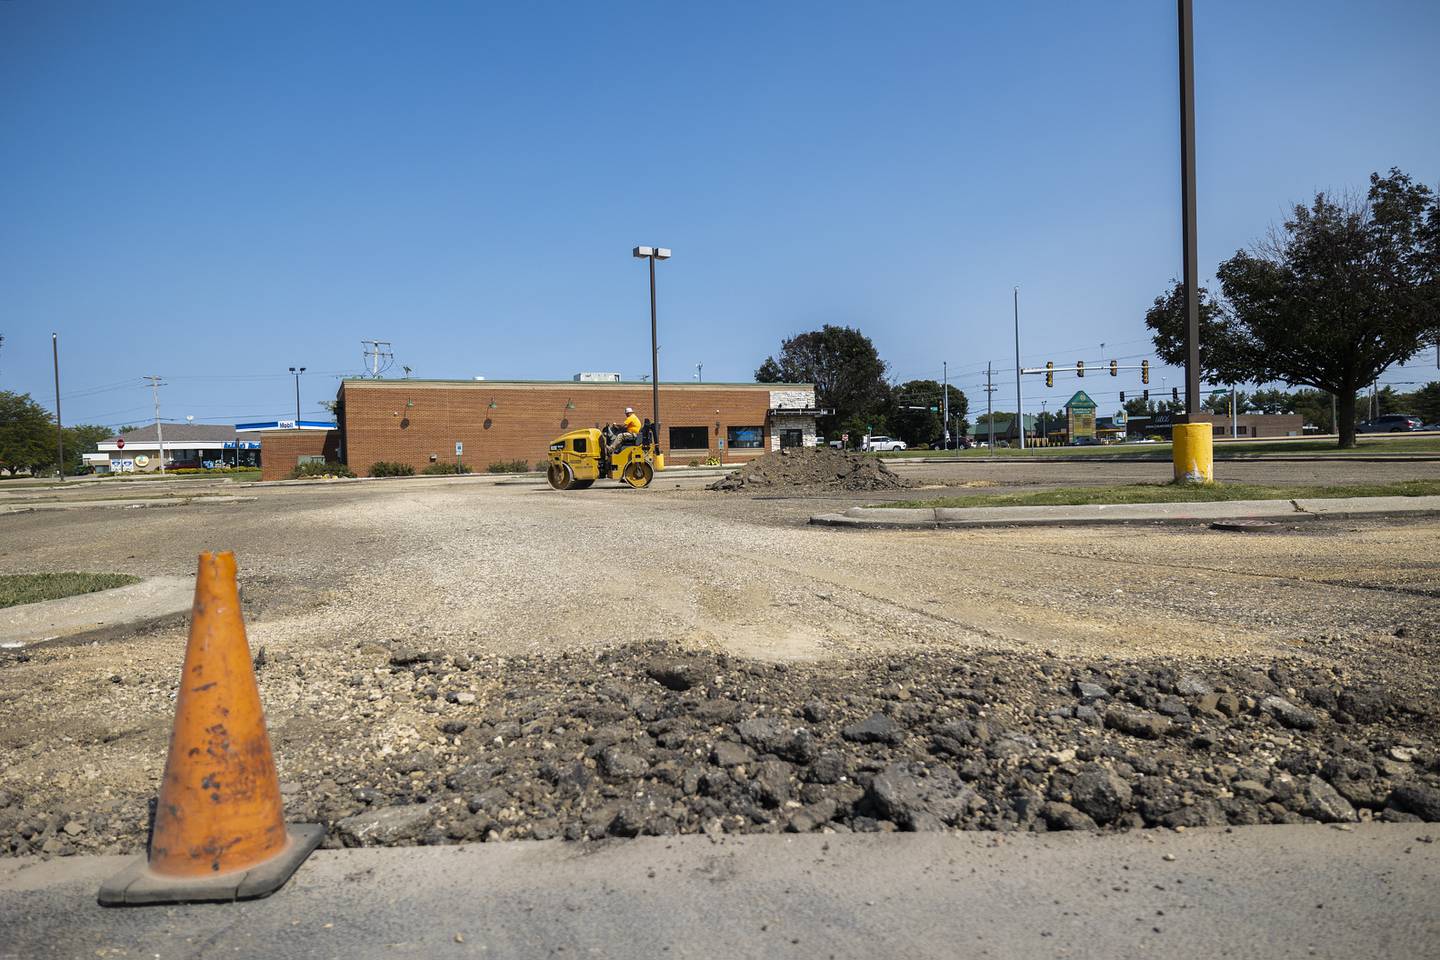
[92,424,259,473]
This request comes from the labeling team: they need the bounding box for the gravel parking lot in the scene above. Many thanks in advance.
[1,458,1437,856]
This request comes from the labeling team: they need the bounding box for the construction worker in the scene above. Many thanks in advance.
[608,407,643,453]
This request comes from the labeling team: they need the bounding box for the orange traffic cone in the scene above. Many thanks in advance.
[99,551,321,906]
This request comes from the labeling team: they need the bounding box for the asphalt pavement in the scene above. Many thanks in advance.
[2,825,1435,960]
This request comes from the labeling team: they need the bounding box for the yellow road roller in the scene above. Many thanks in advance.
[546,426,664,490]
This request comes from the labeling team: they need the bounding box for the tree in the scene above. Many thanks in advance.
[0,391,56,475]
[756,325,891,439]
[890,380,968,446]
[1248,388,1296,414]
[1202,389,1250,416]
[62,424,113,475]
[1146,169,1440,448]
[1409,382,1440,423]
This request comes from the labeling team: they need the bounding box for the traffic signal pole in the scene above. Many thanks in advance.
[1178,0,1200,420]
[1172,0,1212,482]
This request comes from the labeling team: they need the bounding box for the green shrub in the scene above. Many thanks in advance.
[485,459,529,474]
[704,456,721,466]
[369,461,415,477]
[286,461,356,480]
[167,466,256,475]
[421,461,471,475]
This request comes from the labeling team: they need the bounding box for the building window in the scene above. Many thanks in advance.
[669,426,708,449]
[728,426,764,449]
[780,429,803,448]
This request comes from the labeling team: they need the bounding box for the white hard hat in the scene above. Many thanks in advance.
[625,407,634,414]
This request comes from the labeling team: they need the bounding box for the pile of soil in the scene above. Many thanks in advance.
[708,447,913,492]
[6,640,1435,857]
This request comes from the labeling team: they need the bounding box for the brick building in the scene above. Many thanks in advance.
[257,378,821,480]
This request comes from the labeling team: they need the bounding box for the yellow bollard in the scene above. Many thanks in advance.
[1172,423,1214,483]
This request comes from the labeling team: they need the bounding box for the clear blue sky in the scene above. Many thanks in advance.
[3,0,1437,427]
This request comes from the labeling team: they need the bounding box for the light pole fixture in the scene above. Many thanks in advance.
[288,366,306,422]
[632,245,671,452]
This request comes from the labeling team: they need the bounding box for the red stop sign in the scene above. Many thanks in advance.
[116,438,125,448]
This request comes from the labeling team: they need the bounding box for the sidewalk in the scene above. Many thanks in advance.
[0,576,192,650]
[0,495,256,515]
[811,494,1440,529]
[1,826,1434,960]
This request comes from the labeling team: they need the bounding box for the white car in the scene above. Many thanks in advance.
[865,435,907,452]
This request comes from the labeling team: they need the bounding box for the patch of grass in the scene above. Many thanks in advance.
[0,572,142,609]
[869,478,1440,510]
[883,434,1440,459]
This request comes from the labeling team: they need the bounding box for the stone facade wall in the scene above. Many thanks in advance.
[768,389,814,410]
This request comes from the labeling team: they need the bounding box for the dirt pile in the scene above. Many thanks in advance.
[5,639,1436,857]
[708,447,913,492]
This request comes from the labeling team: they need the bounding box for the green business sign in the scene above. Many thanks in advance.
[1066,390,1097,412]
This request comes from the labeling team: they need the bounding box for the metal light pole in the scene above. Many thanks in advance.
[1013,286,1025,449]
[695,362,703,383]
[1178,0,1201,420]
[288,366,306,421]
[632,246,671,451]
[52,333,64,482]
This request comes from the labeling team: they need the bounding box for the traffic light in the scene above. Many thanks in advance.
[1143,389,1150,401]
[1141,359,1150,384]
[1172,387,1179,402]
[1076,360,1085,378]
[1110,360,1118,377]
[1119,391,1126,402]
[1045,361,1054,388]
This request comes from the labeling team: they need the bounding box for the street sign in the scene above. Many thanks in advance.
[116,438,125,448]
[455,441,463,456]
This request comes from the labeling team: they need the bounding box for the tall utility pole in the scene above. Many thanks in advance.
[1013,286,1025,449]
[695,362,703,383]
[1231,384,1238,438]
[632,246,671,452]
[1178,0,1201,420]
[985,362,996,448]
[942,361,949,449]
[52,333,64,482]
[288,366,306,421]
[144,376,166,475]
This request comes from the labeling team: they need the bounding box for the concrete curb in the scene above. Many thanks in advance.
[4,825,1437,960]
[0,495,256,515]
[811,495,1440,530]
[0,576,193,650]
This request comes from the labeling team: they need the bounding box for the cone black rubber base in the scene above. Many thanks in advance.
[97,823,324,906]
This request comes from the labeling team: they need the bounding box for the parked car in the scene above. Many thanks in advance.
[864,435,908,452]
[1356,414,1422,433]
[1422,422,1440,432]
[1070,436,1101,446]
